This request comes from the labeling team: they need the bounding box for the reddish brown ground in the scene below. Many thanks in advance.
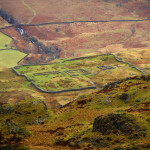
[1,0,150,63]
[0,0,33,23]
[1,0,150,24]
[1,27,38,53]
[22,20,150,58]
[0,16,9,27]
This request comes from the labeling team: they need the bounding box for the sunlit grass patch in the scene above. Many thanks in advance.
[0,50,26,68]
[0,32,12,49]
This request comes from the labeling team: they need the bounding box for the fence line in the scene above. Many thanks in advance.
[12,67,96,93]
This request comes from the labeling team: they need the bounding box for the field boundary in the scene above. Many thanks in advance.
[63,75,144,107]
[0,19,150,30]
[62,53,145,75]
[11,67,96,93]
[20,19,150,27]
[17,53,29,65]
[0,48,18,50]
[12,53,145,93]
[0,30,20,51]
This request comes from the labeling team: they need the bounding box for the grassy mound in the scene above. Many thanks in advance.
[0,100,53,125]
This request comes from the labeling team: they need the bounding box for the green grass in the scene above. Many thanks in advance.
[0,50,26,68]
[0,32,12,49]
[14,54,142,92]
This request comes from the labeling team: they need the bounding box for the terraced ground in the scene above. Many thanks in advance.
[14,54,143,92]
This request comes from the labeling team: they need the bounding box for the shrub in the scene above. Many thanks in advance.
[93,113,146,137]
[0,119,31,144]
[118,93,130,103]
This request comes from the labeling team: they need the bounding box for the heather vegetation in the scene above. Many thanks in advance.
[0,99,53,124]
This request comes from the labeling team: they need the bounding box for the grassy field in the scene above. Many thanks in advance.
[14,54,142,92]
[0,50,26,68]
[0,32,12,49]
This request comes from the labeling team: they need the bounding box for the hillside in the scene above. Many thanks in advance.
[1,74,150,149]
[22,75,150,150]
[0,1,150,150]
[0,0,150,64]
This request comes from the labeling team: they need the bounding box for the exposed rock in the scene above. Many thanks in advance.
[103,96,111,105]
